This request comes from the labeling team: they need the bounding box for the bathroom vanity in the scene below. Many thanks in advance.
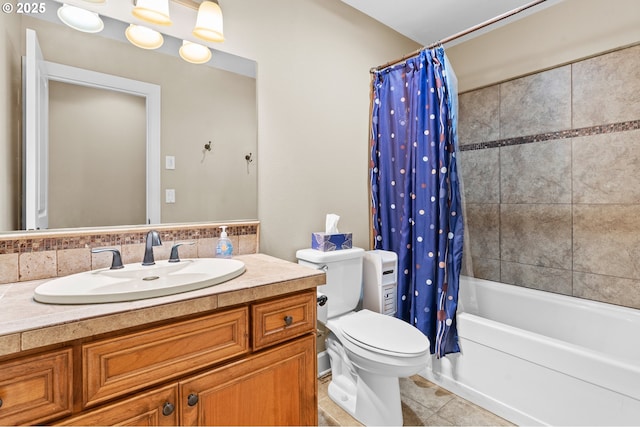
[0,254,324,426]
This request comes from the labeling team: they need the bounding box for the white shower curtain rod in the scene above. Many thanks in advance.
[371,0,547,73]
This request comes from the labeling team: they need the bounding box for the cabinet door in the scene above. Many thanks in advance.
[83,307,248,408]
[0,348,72,425]
[181,334,317,426]
[56,384,178,426]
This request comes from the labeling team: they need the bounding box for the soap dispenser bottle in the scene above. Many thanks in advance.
[216,226,233,258]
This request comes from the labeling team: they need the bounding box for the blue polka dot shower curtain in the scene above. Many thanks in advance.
[370,48,464,358]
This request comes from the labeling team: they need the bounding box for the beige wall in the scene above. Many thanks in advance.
[48,82,146,228]
[447,0,640,92]
[210,0,420,260]
[0,12,21,230]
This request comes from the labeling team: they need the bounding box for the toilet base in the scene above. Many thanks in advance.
[326,335,403,426]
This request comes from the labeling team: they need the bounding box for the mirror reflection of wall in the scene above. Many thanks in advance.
[3,12,257,232]
[48,81,146,228]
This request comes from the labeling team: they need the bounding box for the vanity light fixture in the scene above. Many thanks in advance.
[132,0,172,26]
[125,24,164,49]
[57,4,104,33]
[192,0,224,43]
[179,40,212,64]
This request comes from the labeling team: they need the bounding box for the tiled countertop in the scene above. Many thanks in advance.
[0,253,325,357]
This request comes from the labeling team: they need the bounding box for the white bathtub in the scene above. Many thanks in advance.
[421,275,640,426]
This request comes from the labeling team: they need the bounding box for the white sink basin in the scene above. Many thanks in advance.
[33,258,245,304]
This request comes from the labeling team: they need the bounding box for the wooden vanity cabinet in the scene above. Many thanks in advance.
[0,348,73,425]
[42,288,317,426]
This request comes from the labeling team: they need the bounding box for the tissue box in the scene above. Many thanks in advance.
[312,232,353,251]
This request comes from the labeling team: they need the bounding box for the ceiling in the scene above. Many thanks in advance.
[42,0,564,74]
[52,0,563,48]
[341,0,564,47]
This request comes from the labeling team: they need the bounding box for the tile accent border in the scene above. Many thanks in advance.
[459,119,640,152]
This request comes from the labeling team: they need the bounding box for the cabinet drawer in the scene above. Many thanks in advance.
[58,384,179,426]
[0,348,72,425]
[252,290,316,350]
[83,307,248,408]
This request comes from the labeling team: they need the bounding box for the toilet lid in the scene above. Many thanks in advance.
[339,310,430,356]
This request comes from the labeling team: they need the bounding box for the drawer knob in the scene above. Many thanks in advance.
[162,402,175,416]
[284,315,293,326]
[0,397,3,408]
[187,393,199,406]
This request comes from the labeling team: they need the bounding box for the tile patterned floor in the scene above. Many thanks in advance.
[318,374,514,426]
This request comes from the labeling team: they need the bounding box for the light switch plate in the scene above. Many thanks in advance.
[165,156,176,170]
[165,189,176,203]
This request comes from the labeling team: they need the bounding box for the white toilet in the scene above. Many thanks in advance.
[297,247,430,426]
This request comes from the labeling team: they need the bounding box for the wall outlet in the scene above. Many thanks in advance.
[165,189,176,203]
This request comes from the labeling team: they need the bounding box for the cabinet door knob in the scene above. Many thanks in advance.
[187,393,199,406]
[162,402,175,416]
[284,315,293,326]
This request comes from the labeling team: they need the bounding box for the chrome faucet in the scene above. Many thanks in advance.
[142,230,162,266]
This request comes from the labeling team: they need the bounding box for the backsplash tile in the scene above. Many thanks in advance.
[0,254,18,283]
[0,221,259,285]
[197,238,217,258]
[19,251,57,281]
[239,234,259,255]
[57,248,91,277]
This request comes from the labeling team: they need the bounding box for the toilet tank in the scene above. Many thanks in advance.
[296,247,365,319]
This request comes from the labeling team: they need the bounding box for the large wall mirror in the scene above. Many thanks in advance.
[6,0,258,232]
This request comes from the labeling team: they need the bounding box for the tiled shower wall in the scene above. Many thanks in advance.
[458,44,640,310]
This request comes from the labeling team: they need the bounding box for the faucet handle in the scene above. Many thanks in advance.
[91,247,124,270]
[169,242,196,263]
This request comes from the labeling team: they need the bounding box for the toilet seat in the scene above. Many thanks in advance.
[337,310,430,357]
